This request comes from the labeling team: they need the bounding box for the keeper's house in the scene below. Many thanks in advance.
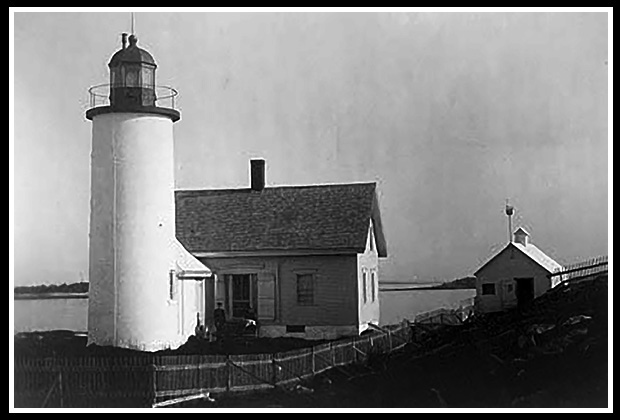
[175,159,388,340]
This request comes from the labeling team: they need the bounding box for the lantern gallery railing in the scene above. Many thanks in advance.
[88,84,179,110]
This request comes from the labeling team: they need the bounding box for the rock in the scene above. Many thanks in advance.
[563,315,592,327]
[293,384,314,394]
[528,324,555,335]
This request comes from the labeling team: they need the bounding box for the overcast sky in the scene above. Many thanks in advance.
[12,11,609,286]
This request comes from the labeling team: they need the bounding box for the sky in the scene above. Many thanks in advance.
[11,11,610,286]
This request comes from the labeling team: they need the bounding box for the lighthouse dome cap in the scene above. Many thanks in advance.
[108,34,156,67]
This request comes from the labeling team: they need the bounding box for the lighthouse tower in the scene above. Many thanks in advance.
[86,33,210,351]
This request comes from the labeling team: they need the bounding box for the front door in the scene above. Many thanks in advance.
[515,277,535,308]
[226,274,257,319]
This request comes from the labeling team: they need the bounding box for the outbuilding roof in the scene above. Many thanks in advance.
[175,182,387,257]
[512,242,563,274]
[475,241,563,275]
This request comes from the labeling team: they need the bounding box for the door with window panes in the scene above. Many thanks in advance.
[225,274,258,319]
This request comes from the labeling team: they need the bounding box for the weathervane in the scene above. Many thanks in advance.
[505,199,514,243]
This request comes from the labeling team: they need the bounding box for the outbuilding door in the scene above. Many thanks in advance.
[515,277,534,307]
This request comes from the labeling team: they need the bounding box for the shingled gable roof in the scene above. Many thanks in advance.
[175,182,387,257]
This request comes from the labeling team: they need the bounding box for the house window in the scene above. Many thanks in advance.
[297,274,314,305]
[482,283,496,295]
[371,270,376,302]
[169,270,177,300]
[362,270,368,303]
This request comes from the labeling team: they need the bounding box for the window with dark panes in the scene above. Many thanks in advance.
[297,274,314,305]
[362,271,368,303]
[371,270,376,302]
[482,283,496,295]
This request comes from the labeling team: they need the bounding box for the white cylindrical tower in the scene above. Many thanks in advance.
[86,34,209,351]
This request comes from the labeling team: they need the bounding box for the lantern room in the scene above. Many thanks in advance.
[108,33,157,108]
[85,33,180,122]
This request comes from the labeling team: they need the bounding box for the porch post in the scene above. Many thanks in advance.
[204,274,216,327]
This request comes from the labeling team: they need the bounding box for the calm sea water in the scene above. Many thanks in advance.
[13,288,476,333]
[14,298,89,333]
[379,288,476,326]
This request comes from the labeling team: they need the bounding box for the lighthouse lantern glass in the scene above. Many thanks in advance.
[142,66,155,89]
[124,64,141,87]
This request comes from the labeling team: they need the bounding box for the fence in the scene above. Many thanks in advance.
[550,255,608,284]
[14,355,156,408]
[14,322,411,408]
[412,297,476,326]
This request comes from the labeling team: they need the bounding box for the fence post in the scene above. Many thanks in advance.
[387,329,392,352]
[226,356,231,392]
[271,354,278,387]
[330,342,335,366]
[311,346,316,374]
[58,369,64,408]
[151,363,157,407]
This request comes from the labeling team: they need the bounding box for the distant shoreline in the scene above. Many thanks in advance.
[380,277,476,292]
[14,293,88,300]
[380,286,473,292]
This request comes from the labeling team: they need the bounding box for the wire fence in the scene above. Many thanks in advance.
[14,323,412,408]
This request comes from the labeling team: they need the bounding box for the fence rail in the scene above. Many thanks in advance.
[14,322,412,408]
[87,84,179,109]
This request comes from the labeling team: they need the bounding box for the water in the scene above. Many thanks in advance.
[378,288,476,326]
[13,288,476,333]
[14,298,88,333]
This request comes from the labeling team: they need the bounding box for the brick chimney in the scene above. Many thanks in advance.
[250,159,265,192]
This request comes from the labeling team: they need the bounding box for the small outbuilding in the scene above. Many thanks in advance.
[474,228,563,313]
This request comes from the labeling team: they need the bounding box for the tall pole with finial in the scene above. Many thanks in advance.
[505,199,514,243]
[131,12,135,34]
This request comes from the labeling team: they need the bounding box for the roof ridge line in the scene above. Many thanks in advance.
[175,181,377,194]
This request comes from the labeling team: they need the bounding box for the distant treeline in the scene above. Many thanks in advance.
[14,282,89,295]
[14,277,475,295]
[431,276,476,289]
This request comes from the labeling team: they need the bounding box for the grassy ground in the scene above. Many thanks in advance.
[179,274,608,408]
[13,330,326,358]
[14,274,608,408]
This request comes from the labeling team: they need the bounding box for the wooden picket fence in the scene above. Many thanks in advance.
[13,322,412,408]
[412,297,476,326]
[13,355,156,408]
[550,255,608,284]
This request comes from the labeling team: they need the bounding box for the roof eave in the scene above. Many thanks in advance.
[370,188,388,258]
[474,242,560,275]
[474,243,512,276]
[191,248,365,259]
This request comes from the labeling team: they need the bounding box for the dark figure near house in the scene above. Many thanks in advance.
[244,305,257,322]
[244,305,257,335]
[214,302,226,333]
[194,313,206,339]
